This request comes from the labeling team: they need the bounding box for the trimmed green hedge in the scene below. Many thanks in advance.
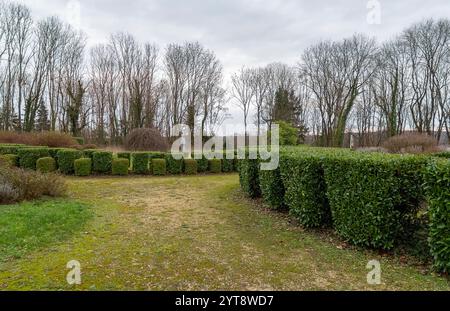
[239,158,261,198]
[0,144,24,155]
[259,166,285,210]
[152,158,166,176]
[112,159,129,176]
[165,154,183,174]
[83,149,97,161]
[117,152,131,162]
[208,159,222,173]
[323,153,427,249]
[74,158,92,176]
[184,159,198,175]
[93,151,113,174]
[196,155,209,173]
[434,151,450,159]
[18,147,50,170]
[132,153,149,174]
[0,154,19,167]
[36,157,56,173]
[57,149,83,175]
[424,159,450,273]
[279,151,330,227]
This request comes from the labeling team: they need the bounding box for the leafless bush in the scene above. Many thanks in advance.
[0,131,77,147]
[382,133,439,154]
[124,128,169,152]
[0,166,67,204]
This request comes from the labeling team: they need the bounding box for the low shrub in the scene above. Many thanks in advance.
[112,159,129,176]
[0,165,66,204]
[222,153,235,173]
[323,153,427,249]
[57,149,83,175]
[0,154,19,167]
[239,158,261,198]
[48,148,64,160]
[36,157,56,173]
[18,147,50,170]
[424,159,450,273]
[279,151,330,227]
[165,154,183,174]
[0,144,24,155]
[117,152,131,162]
[83,144,98,150]
[184,159,198,175]
[74,158,92,177]
[148,152,166,173]
[82,149,97,160]
[382,133,438,154]
[93,151,113,174]
[196,155,209,173]
[259,166,285,210]
[132,153,149,174]
[433,151,450,159]
[209,159,222,173]
[124,128,169,152]
[152,158,166,175]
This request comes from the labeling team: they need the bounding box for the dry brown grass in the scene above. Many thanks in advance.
[382,133,439,154]
[0,131,78,147]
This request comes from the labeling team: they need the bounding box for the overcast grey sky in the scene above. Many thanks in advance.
[13,0,450,132]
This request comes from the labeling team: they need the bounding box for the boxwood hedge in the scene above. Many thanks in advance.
[0,144,24,155]
[132,152,150,174]
[93,151,113,174]
[18,147,50,170]
[239,158,261,198]
[74,158,92,176]
[112,158,129,176]
[424,159,450,273]
[184,159,198,175]
[152,158,166,176]
[36,157,56,173]
[57,149,83,174]
[196,155,209,173]
[0,154,19,167]
[165,153,183,174]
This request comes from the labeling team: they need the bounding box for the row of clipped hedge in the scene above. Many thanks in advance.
[239,146,450,273]
[0,144,238,176]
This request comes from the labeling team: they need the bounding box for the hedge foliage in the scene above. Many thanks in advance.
[196,155,209,173]
[208,159,222,173]
[93,151,113,174]
[165,153,183,174]
[18,147,50,170]
[424,159,450,273]
[57,149,83,175]
[239,158,261,198]
[0,154,18,167]
[74,158,92,176]
[323,153,427,249]
[36,157,56,173]
[0,144,24,155]
[117,152,131,162]
[132,152,149,174]
[279,150,330,227]
[259,166,285,210]
[184,159,198,175]
[112,159,129,176]
[152,158,166,175]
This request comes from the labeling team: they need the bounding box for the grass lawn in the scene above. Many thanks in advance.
[0,174,448,290]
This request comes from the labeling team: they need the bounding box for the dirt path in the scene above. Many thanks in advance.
[0,174,448,290]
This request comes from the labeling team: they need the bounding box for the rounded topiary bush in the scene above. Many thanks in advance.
[131,153,149,174]
[112,159,129,176]
[209,159,222,173]
[18,147,50,170]
[36,157,56,173]
[152,159,166,176]
[184,159,198,175]
[124,128,169,152]
[93,151,113,174]
[74,158,92,177]
[57,149,83,175]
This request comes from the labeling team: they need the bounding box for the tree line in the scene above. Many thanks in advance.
[0,1,449,147]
